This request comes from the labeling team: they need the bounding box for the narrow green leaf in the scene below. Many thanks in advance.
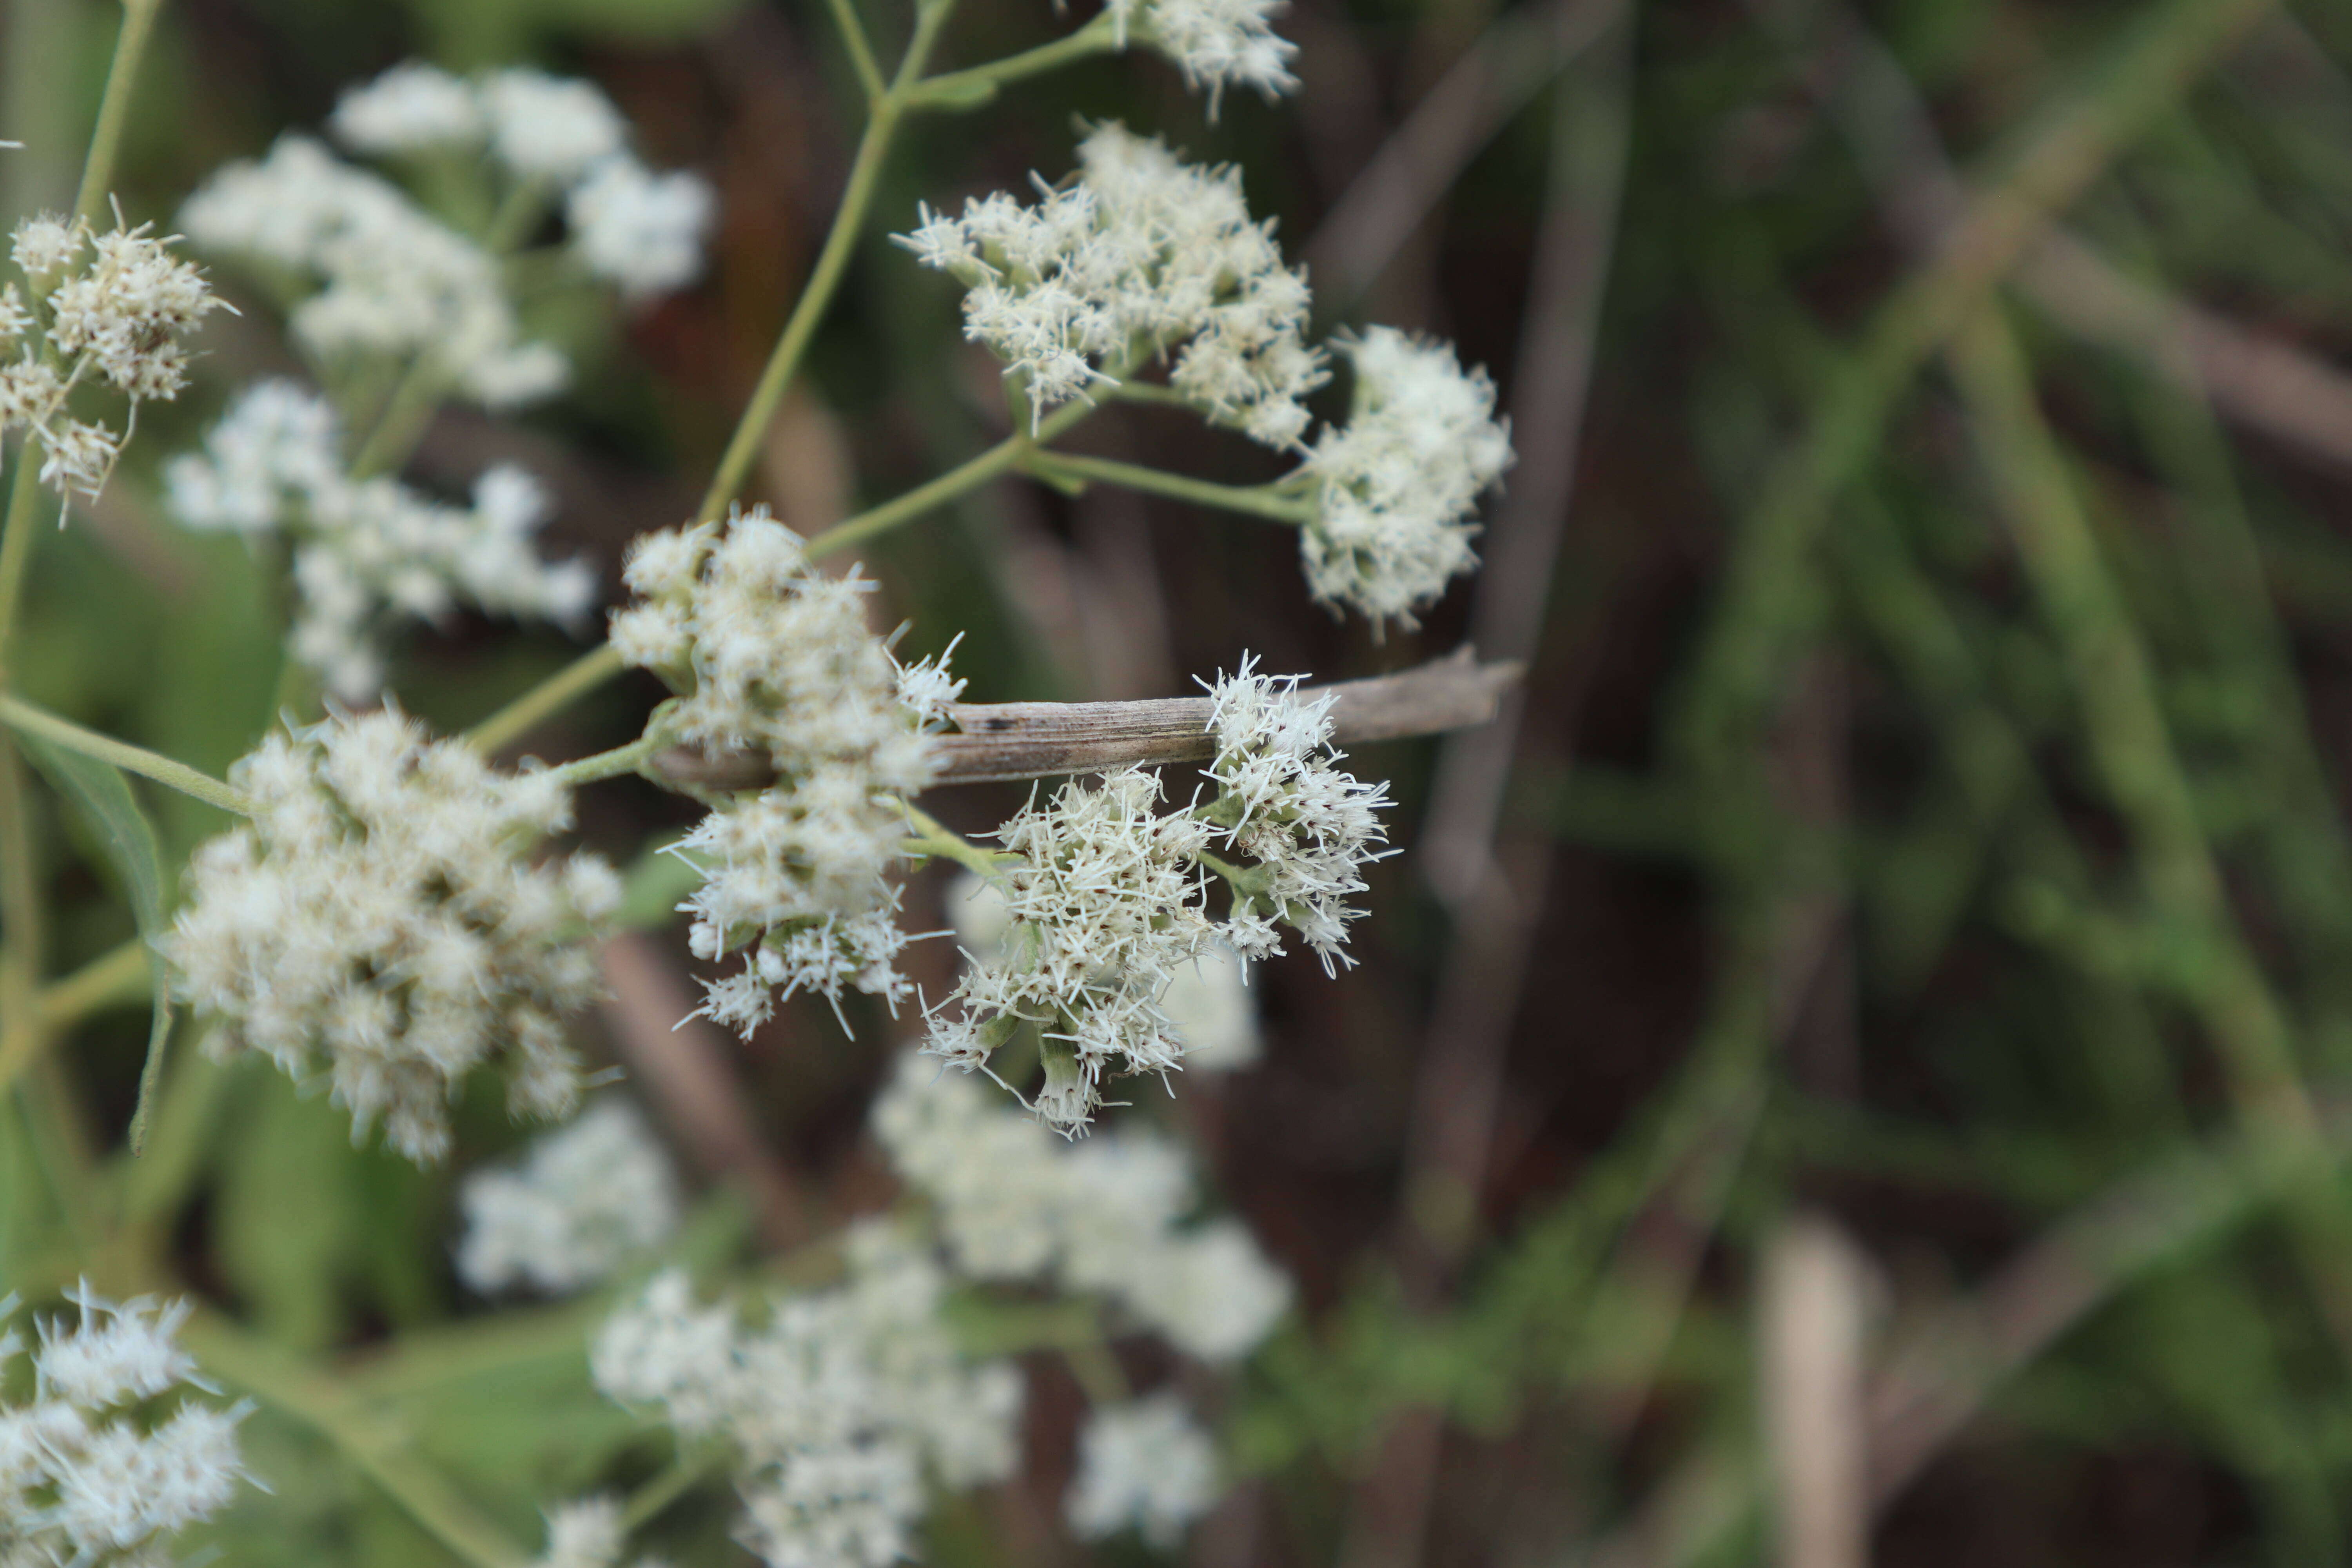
[18,733,173,1153]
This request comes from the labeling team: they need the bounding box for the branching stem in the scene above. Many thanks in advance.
[0,693,255,815]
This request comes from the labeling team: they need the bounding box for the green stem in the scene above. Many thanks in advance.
[183,1313,531,1568]
[695,0,957,525]
[546,733,661,787]
[807,434,1031,557]
[621,1444,732,1532]
[0,694,254,815]
[68,0,164,227]
[1019,447,1314,524]
[39,937,147,1025]
[466,644,627,753]
[0,446,48,674]
[904,14,1121,110]
[900,800,1008,879]
[821,0,887,104]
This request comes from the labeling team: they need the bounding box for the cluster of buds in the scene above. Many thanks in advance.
[2,210,223,499]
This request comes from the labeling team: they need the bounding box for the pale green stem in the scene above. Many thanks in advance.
[621,1445,733,1531]
[68,0,165,227]
[40,938,147,1025]
[183,1313,531,1568]
[804,399,1095,556]
[1019,447,1315,524]
[466,644,627,753]
[904,13,1121,110]
[695,0,958,524]
[821,0,887,104]
[0,694,255,815]
[0,447,48,675]
[900,800,1007,879]
[546,733,662,787]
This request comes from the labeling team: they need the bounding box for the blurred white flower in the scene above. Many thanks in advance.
[330,61,485,153]
[593,1228,1022,1568]
[1065,1395,1221,1548]
[873,1056,1291,1361]
[569,156,715,301]
[166,379,595,701]
[458,1099,682,1296]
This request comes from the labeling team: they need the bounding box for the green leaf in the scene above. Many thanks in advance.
[17,733,173,1153]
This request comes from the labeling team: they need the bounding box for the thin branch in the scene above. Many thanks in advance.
[646,648,1523,794]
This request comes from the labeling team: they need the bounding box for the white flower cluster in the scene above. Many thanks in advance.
[164,709,622,1164]
[610,509,944,1036]
[457,1098,682,1296]
[1202,659,1390,970]
[904,136,1514,633]
[1105,0,1299,112]
[329,62,715,301]
[1065,1395,1221,1548]
[924,663,1381,1127]
[1302,328,1514,630]
[0,1287,249,1566]
[951,870,1262,1071]
[873,1056,1290,1362]
[180,136,566,408]
[165,379,595,700]
[930,767,1214,1126]
[898,122,1323,441]
[2,212,223,498]
[592,1227,1022,1568]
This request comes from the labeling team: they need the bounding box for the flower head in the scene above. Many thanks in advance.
[568,156,715,302]
[164,709,622,1163]
[1,1287,250,1566]
[1107,0,1299,114]
[613,509,942,1032]
[1301,328,1514,631]
[898,123,1323,441]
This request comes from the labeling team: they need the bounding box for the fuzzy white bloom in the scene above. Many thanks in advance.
[181,135,567,408]
[568,156,715,301]
[2,212,222,500]
[1301,328,1513,630]
[165,379,595,699]
[1203,659,1391,970]
[950,871,1260,1072]
[484,69,630,181]
[926,662,1380,1125]
[163,709,622,1164]
[593,1230,1022,1568]
[1106,0,1299,113]
[330,61,485,152]
[928,768,1216,1128]
[457,1099,682,1295]
[613,510,940,1034]
[0,1287,250,1565]
[898,123,1324,443]
[873,1056,1291,1360]
[1066,1395,1221,1548]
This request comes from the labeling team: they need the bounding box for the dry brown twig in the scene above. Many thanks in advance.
[647,646,1523,792]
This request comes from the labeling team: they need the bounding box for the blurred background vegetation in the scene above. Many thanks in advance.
[18,0,2352,1563]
